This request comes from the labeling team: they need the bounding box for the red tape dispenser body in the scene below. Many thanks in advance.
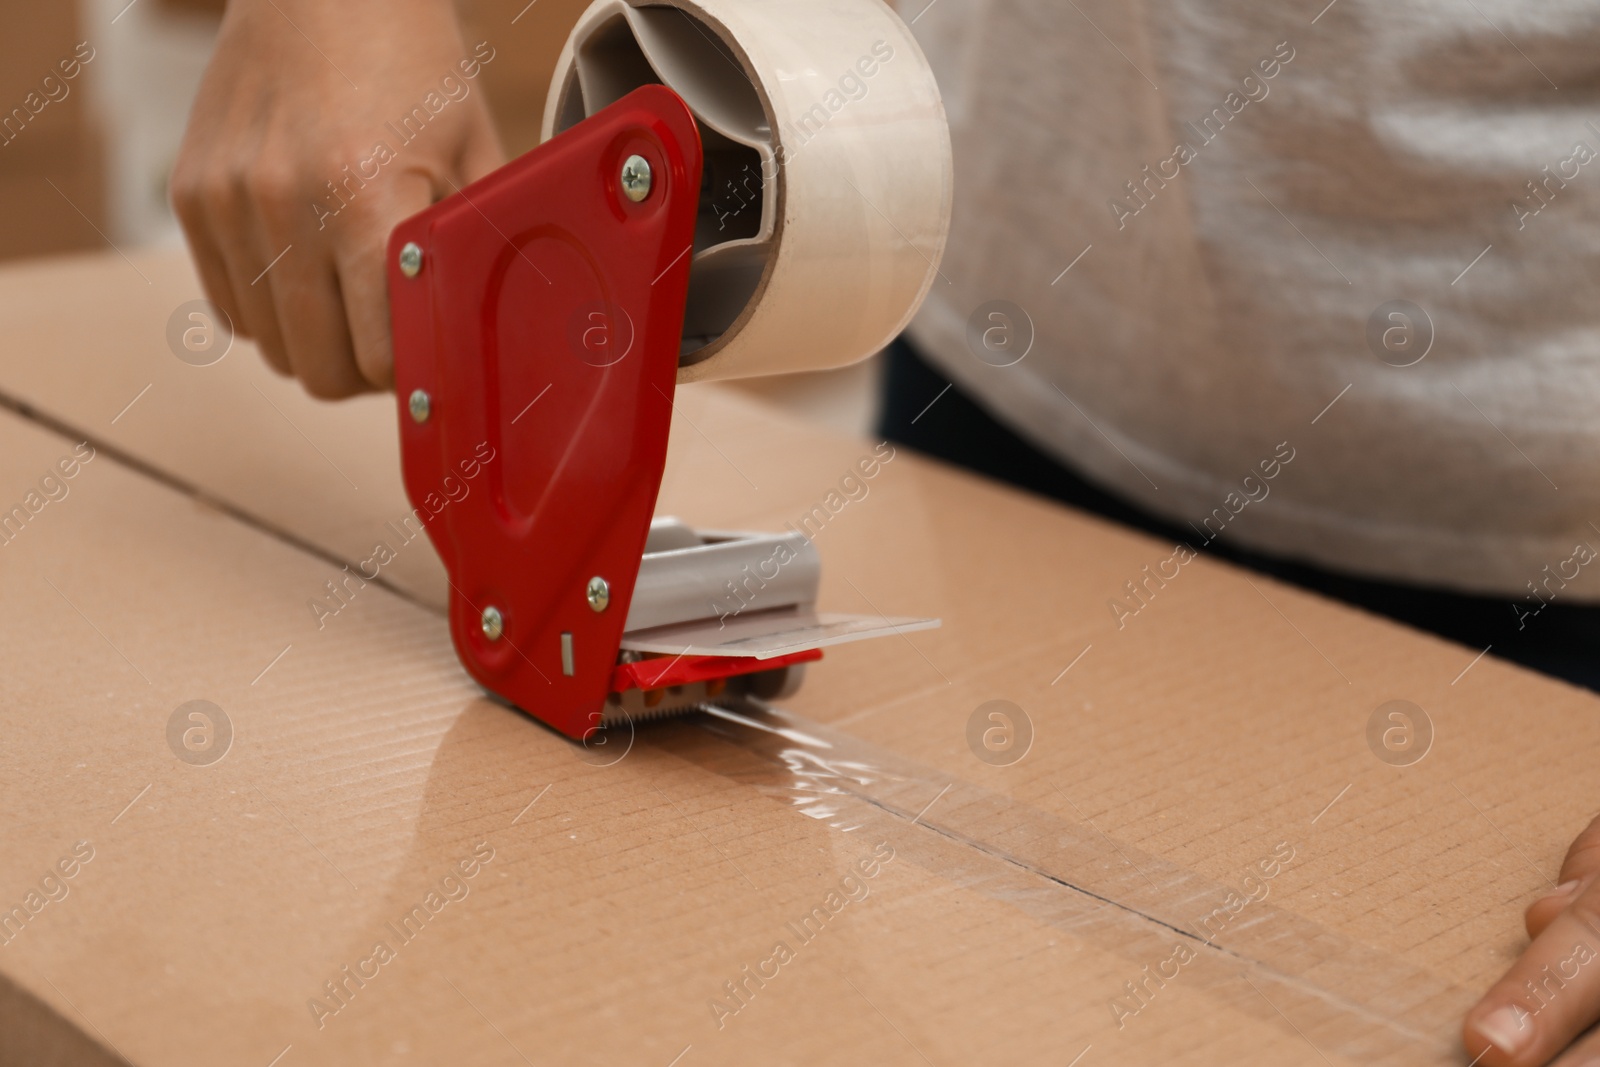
[388,86,936,740]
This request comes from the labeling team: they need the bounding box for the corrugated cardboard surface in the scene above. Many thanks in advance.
[1,249,1596,1065]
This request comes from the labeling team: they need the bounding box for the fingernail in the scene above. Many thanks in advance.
[1476,1005,1533,1056]
[1552,879,1582,895]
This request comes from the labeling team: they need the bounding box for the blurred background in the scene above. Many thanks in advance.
[0,0,880,432]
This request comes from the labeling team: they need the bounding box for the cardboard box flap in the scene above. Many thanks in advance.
[2,250,1598,1065]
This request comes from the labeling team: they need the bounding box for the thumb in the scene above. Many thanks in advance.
[339,118,504,392]
[335,168,436,392]
[1527,814,1600,939]
[458,117,507,186]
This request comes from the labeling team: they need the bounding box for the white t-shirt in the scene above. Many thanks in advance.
[907,0,1600,602]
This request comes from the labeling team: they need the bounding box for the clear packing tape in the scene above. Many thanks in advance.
[655,702,1470,1065]
[542,0,953,381]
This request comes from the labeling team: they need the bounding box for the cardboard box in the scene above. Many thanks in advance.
[0,1,108,263]
[0,3,83,114]
[0,248,1596,1065]
[0,122,109,263]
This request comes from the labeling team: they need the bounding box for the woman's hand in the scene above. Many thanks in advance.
[1465,813,1600,1065]
[171,0,504,397]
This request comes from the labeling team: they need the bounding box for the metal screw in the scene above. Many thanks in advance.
[586,576,611,613]
[481,605,504,641]
[620,155,652,202]
[398,242,424,278]
[408,388,431,423]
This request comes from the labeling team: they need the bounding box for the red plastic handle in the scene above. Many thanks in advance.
[387,86,704,739]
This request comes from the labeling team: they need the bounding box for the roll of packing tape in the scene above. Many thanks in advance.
[542,0,952,382]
